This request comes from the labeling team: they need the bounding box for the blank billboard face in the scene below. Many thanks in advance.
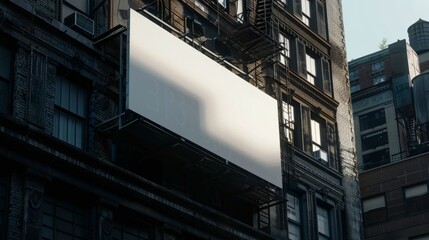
[127,9,282,187]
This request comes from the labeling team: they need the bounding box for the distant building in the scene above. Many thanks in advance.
[0,0,362,239]
[351,25,429,240]
[349,39,420,171]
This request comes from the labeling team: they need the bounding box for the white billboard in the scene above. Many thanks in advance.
[127,9,282,187]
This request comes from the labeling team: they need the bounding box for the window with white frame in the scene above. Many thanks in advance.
[282,101,294,144]
[0,43,12,114]
[54,76,86,149]
[311,119,327,162]
[287,193,301,240]
[317,206,330,240]
[301,0,311,26]
[279,33,290,66]
[306,54,316,85]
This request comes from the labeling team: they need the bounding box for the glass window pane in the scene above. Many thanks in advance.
[317,206,329,237]
[67,116,76,145]
[287,193,300,222]
[59,111,68,141]
[405,184,428,199]
[54,76,86,149]
[60,78,70,109]
[362,195,385,213]
[311,120,321,145]
[288,222,300,240]
[75,119,83,148]
[359,109,386,131]
[77,87,85,117]
[69,82,78,114]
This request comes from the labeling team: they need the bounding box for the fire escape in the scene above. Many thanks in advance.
[225,0,297,233]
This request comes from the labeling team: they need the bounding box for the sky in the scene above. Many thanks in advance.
[342,0,429,61]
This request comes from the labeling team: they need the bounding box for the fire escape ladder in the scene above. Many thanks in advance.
[258,203,271,233]
[254,0,273,34]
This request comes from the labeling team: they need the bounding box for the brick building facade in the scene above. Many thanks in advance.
[0,0,361,239]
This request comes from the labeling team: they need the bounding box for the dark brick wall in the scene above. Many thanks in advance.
[360,154,429,239]
[7,174,24,240]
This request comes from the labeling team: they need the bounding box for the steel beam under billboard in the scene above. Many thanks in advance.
[126,9,282,187]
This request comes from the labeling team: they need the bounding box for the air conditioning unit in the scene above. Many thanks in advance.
[64,11,95,36]
[313,149,328,162]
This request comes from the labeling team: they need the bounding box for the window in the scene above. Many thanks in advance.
[405,183,428,199]
[295,40,332,93]
[317,206,330,240]
[316,0,327,38]
[362,149,390,170]
[283,101,295,144]
[404,183,429,213]
[371,61,384,73]
[0,43,13,114]
[359,108,386,131]
[294,0,326,37]
[301,0,311,26]
[350,79,360,93]
[362,195,387,225]
[54,75,87,148]
[41,196,89,240]
[306,54,316,84]
[311,119,327,162]
[321,59,331,95]
[362,195,385,213]
[361,129,388,151]
[301,107,332,163]
[279,33,290,66]
[287,193,301,240]
[349,69,359,80]
[372,75,385,85]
